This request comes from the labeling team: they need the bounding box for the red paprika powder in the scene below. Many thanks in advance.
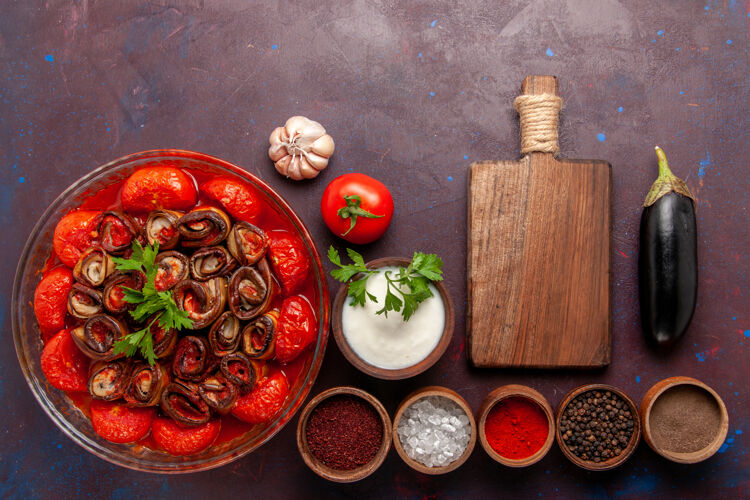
[484,396,548,459]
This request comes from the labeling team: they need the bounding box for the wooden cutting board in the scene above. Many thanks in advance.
[467,75,612,368]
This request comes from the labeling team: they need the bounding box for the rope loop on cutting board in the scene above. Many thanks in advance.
[513,93,563,154]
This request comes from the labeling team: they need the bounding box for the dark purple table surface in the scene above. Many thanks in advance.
[1,1,748,498]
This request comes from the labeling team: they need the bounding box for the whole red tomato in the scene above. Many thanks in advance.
[321,173,393,244]
[200,177,262,223]
[267,231,310,294]
[53,210,102,267]
[90,400,156,444]
[231,371,289,424]
[34,267,74,339]
[151,418,221,455]
[121,165,197,213]
[275,295,317,363]
[40,329,89,392]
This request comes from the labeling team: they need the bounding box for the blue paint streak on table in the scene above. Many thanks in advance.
[0,1,748,498]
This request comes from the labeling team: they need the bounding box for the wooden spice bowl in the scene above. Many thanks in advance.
[640,376,729,464]
[555,384,641,471]
[296,386,392,483]
[332,257,455,380]
[392,386,476,475]
[476,385,555,467]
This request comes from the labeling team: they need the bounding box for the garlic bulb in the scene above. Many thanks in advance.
[268,116,335,180]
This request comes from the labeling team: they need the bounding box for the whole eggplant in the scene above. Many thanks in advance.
[639,146,697,348]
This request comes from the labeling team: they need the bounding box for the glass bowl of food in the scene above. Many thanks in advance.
[11,149,329,473]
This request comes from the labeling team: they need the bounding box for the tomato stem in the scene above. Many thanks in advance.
[337,195,384,236]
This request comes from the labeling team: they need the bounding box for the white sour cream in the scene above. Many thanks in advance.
[341,267,445,370]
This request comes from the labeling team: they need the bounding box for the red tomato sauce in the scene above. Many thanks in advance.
[41,165,320,453]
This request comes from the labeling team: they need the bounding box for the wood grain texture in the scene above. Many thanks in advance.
[467,75,612,368]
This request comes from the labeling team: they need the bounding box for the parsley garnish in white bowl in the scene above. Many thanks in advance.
[328,246,444,321]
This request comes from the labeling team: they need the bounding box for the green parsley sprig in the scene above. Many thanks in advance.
[328,246,444,321]
[111,241,193,364]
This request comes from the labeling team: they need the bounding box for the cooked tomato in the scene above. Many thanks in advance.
[200,177,262,223]
[231,372,289,424]
[275,296,317,363]
[320,173,394,244]
[40,329,89,392]
[53,210,102,267]
[90,400,155,443]
[34,267,74,339]
[267,231,310,294]
[152,418,221,455]
[121,166,197,212]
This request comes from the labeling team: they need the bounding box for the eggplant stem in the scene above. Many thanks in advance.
[643,146,695,207]
[655,146,673,178]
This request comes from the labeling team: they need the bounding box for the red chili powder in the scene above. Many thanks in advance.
[484,396,548,459]
[305,395,383,470]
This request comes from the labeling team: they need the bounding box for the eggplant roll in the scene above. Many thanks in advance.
[228,260,273,321]
[103,270,145,314]
[226,222,268,266]
[154,251,189,292]
[67,283,104,319]
[98,211,141,254]
[73,247,115,288]
[189,246,237,281]
[148,313,178,359]
[124,361,169,406]
[88,360,131,401]
[208,311,241,357]
[220,352,257,392]
[172,335,216,382]
[241,309,279,360]
[71,314,128,361]
[198,374,238,414]
[145,209,182,250]
[173,278,227,329]
[160,381,211,426]
[177,207,231,247]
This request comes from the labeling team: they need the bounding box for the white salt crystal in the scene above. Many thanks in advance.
[396,395,472,468]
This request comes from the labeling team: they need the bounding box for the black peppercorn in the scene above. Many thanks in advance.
[559,390,634,463]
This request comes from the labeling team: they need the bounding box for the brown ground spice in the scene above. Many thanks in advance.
[305,395,383,470]
[649,385,721,453]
